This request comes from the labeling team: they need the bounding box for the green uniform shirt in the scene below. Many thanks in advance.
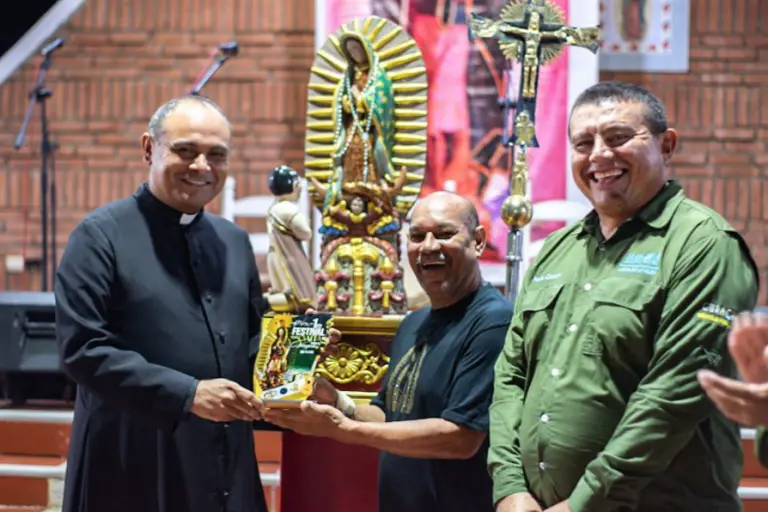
[488,181,758,512]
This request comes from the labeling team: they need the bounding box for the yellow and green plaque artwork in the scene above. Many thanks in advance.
[303,16,428,317]
[253,313,335,408]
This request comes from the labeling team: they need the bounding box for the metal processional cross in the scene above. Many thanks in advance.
[469,0,600,304]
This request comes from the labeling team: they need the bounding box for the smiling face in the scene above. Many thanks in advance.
[407,193,486,308]
[141,100,231,213]
[568,99,677,223]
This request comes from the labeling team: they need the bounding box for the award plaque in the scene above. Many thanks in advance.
[253,313,335,408]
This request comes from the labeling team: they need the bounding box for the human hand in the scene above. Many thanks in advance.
[310,376,339,406]
[304,307,342,357]
[728,311,768,383]
[190,379,263,422]
[495,492,543,512]
[544,501,571,512]
[698,370,768,427]
[263,401,351,439]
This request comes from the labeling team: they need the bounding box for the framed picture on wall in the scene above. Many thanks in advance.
[598,0,690,72]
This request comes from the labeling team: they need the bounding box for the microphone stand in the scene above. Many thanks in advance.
[190,44,237,95]
[14,47,60,292]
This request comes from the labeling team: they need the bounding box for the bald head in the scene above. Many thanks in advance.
[410,191,479,232]
[147,94,231,141]
[407,191,485,309]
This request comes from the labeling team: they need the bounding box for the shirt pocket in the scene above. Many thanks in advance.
[583,278,660,368]
[519,284,564,362]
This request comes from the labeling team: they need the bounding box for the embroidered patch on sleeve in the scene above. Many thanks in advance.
[696,303,733,328]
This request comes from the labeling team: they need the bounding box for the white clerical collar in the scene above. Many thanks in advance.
[179,213,197,225]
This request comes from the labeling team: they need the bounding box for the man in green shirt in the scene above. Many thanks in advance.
[488,81,759,512]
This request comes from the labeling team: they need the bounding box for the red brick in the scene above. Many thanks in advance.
[109,32,150,45]
[672,166,716,177]
[701,35,746,47]
[716,48,757,60]
[711,153,751,165]
[713,128,756,141]
[718,166,761,178]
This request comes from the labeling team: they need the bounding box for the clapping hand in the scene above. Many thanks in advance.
[699,311,768,427]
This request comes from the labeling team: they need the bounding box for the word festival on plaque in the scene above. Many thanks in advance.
[253,313,335,408]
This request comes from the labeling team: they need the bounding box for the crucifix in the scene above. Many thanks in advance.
[469,0,600,147]
[468,0,600,303]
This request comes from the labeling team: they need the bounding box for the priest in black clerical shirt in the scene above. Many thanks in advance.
[54,95,269,512]
[265,191,514,512]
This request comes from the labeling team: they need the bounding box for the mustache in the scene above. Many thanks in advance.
[416,252,446,265]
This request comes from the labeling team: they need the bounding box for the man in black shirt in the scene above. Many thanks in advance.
[265,191,513,512]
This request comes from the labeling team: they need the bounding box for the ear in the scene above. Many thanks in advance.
[140,133,153,165]
[472,225,487,258]
[660,128,678,163]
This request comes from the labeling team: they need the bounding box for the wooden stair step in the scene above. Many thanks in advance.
[743,429,768,479]
[741,477,768,512]
[0,410,71,459]
[0,455,64,508]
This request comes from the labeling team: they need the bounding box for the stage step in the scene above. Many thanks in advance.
[740,430,768,511]
[3,410,766,511]
[0,405,282,511]
[0,407,70,511]
[0,455,64,510]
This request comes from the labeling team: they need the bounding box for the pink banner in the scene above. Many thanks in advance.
[320,0,570,263]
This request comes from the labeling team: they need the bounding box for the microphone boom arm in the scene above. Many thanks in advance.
[190,41,238,95]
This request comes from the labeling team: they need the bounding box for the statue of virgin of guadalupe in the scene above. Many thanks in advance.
[303,15,429,315]
[325,32,397,209]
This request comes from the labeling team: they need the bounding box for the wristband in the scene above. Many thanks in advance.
[335,390,356,418]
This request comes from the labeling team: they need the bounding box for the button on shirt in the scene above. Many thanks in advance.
[488,181,759,512]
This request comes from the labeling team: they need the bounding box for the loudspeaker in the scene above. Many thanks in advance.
[0,291,73,404]
[0,291,57,371]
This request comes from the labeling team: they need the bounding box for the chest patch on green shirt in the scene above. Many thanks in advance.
[617,251,662,276]
[532,272,562,283]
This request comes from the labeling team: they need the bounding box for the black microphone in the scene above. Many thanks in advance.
[219,41,238,57]
[41,38,65,56]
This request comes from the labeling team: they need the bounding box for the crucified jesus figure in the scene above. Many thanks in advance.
[469,1,600,147]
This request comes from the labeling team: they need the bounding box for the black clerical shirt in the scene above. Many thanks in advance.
[370,283,513,512]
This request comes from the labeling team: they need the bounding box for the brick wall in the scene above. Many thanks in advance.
[0,0,315,291]
[0,0,766,303]
[601,0,768,304]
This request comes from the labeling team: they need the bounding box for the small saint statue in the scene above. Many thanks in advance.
[265,166,316,313]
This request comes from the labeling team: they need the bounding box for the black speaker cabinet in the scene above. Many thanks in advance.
[0,291,73,404]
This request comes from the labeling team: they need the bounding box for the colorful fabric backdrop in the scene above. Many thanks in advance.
[317,0,575,266]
